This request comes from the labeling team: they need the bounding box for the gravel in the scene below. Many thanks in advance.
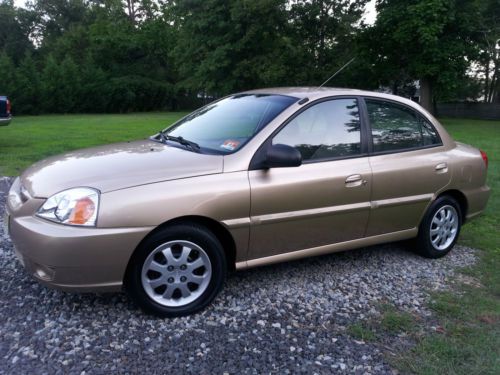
[0,176,477,374]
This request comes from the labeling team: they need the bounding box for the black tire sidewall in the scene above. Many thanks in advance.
[126,224,227,317]
[417,196,462,258]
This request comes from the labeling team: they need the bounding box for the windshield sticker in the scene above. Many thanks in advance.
[220,140,240,151]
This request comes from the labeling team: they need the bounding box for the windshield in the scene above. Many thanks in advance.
[161,94,298,154]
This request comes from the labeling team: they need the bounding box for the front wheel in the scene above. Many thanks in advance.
[126,224,227,317]
[415,196,462,258]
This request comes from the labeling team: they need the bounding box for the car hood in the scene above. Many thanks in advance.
[21,139,224,197]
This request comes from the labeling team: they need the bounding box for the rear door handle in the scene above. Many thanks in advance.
[435,163,448,173]
[345,174,367,187]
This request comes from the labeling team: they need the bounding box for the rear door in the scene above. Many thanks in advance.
[248,98,372,260]
[363,98,451,237]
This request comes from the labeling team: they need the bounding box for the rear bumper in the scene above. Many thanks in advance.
[7,213,152,292]
[0,116,11,126]
[465,185,491,222]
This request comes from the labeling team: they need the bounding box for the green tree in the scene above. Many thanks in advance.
[39,55,82,113]
[172,0,292,95]
[360,0,486,112]
[0,0,35,62]
[0,52,15,95]
[59,56,81,112]
[476,0,500,103]
[40,54,62,113]
[78,55,110,112]
[287,0,368,85]
[29,0,90,48]
[13,52,41,114]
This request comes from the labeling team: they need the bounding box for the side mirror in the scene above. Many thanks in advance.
[265,144,302,168]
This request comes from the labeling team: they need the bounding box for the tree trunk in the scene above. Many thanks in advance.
[392,81,399,95]
[488,69,497,103]
[490,60,500,103]
[494,72,500,104]
[484,60,490,103]
[420,77,433,114]
[126,0,137,24]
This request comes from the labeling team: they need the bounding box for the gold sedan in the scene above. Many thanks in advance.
[6,88,490,317]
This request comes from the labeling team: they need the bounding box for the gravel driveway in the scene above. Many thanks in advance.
[0,177,476,374]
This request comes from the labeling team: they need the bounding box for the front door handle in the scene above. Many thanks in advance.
[345,174,367,187]
[435,162,448,173]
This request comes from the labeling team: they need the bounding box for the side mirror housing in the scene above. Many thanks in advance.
[265,144,302,168]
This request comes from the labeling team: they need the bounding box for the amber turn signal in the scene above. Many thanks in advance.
[69,197,96,225]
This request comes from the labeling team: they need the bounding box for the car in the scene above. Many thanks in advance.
[6,88,490,317]
[0,96,12,126]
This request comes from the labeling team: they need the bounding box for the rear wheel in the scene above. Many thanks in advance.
[415,196,462,258]
[126,224,226,317]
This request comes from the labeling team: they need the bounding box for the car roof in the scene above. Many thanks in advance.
[244,86,417,101]
[243,86,358,98]
[242,86,426,114]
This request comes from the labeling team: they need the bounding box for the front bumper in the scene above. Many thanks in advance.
[0,116,12,126]
[7,213,153,292]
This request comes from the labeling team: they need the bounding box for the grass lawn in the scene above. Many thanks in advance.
[0,114,498,373]
[0,112,188,176]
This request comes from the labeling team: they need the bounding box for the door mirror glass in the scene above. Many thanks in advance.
[265,144,302,168]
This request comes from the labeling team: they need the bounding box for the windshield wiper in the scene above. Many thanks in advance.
[157,131,200,152]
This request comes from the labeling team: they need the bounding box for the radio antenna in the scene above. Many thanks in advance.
[318,57,356,88]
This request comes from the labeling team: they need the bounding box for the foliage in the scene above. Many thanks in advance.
[0,0,178,113]
[173,0,290,94]
[0,0,35,62]
[0,0,497,114]
[474,0,500,103]
[0,0,369,113]
[13,52,41,114]
[287,0,368,86]
[358,0,490,109]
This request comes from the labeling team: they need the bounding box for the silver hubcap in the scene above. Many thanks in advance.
[430,205,459,251]
[141,240,212,307]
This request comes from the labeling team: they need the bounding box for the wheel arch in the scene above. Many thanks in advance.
[436,189,468,222]
[125,215,237,281]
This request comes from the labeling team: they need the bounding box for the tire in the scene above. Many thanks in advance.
[415,195,462,258]
[126,224,227,317]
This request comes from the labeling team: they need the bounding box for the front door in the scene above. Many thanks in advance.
[248,98,372,260]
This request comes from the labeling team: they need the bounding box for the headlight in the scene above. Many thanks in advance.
[36,187,100,226]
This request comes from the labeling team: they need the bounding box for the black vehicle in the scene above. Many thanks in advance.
[0,96,12,126]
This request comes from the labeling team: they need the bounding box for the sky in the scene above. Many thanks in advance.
[13,0,378,24]
[364,0,377,25]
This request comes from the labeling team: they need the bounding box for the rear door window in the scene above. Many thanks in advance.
[365,99,441,152]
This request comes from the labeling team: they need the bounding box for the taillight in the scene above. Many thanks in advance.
[6,99,11,114]
[480,150,488,168]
